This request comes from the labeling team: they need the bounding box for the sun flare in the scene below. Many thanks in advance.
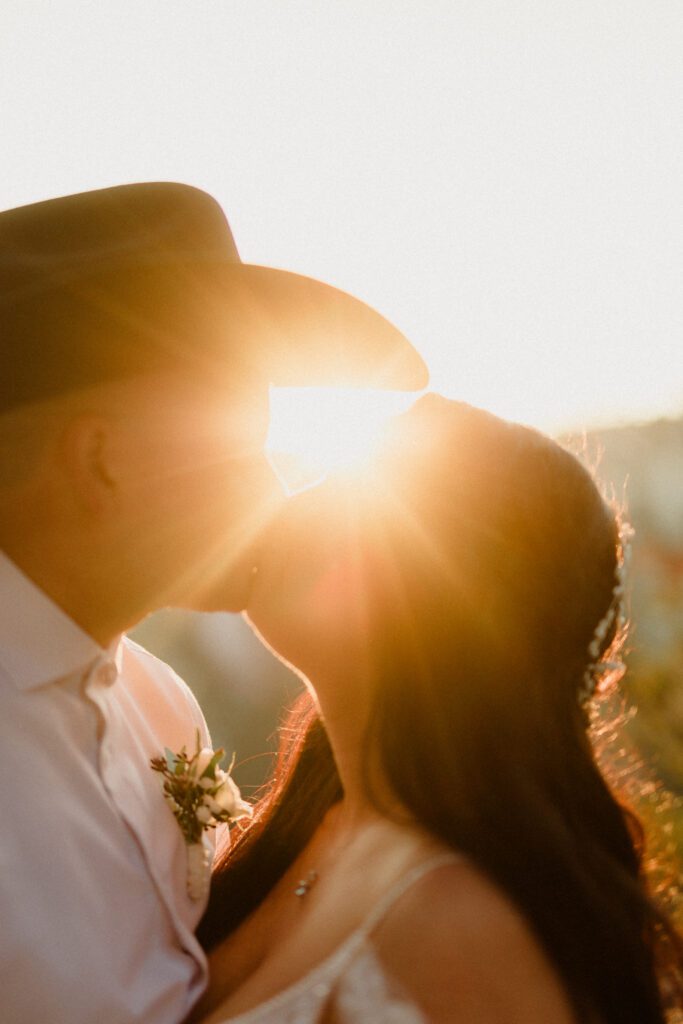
[267,387,419,492]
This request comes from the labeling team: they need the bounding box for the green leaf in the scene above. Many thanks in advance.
[201,748,225,781]
[164,747,176,774]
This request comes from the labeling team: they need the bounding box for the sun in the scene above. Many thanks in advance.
[266,387,419,492]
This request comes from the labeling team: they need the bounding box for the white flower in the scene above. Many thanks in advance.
[192,747,216,779]
[202,794,223,816]
[213,776,253,819]
[152,734,251,846]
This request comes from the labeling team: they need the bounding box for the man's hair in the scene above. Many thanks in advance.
[0,399,63,489]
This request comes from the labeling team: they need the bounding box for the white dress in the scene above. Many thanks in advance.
[218,853,458,1023]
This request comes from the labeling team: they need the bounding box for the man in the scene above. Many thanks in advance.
[0,181,427,1024]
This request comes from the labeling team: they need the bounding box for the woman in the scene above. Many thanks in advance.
[193,395,682,1023]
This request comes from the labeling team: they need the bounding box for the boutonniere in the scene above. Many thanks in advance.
[151,731,253,901]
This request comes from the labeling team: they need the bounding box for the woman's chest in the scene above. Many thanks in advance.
[202,873,378,1021]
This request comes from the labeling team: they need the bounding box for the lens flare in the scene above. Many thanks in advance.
[266,387,419,492]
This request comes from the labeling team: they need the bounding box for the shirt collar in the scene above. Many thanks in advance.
[0,551,123,691]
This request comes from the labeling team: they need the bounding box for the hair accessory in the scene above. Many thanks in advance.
[578,522,634,707]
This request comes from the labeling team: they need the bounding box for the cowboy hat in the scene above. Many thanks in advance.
[0,181,428,412]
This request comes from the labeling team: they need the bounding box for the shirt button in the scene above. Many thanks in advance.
[97,661,118,687]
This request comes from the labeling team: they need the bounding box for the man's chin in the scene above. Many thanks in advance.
[174,569,256,614]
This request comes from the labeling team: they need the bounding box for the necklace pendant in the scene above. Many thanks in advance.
[294,869,318,897]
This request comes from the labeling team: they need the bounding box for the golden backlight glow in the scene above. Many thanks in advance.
[267,387,420,492]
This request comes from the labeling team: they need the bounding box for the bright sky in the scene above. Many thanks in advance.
[1,0,681,435]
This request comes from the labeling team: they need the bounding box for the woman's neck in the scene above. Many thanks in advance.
[304,671,410,829]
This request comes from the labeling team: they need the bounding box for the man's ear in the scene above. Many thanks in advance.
[58,414,118,515]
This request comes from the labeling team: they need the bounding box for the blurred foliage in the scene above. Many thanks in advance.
[583,415,683,919]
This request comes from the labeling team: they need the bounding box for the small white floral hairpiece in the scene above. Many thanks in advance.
[151,731,252,900]
[578,521,634,708]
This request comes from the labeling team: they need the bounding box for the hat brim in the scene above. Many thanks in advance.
[2,259,428,409]
[51,257,429,393]
[210,262,429,390]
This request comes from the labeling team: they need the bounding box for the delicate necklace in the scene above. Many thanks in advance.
[294,869,319,898]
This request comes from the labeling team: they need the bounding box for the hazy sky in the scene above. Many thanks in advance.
[2,1,681,433]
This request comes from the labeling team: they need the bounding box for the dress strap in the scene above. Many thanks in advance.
[217,851,462,1023]
[355,851,461,941]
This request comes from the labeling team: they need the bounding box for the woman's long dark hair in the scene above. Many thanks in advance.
[199,397,683,1023]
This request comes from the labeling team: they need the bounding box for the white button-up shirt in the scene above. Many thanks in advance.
[0,552,217,1024]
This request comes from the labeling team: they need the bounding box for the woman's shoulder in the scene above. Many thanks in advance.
[369,856,577,1024]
